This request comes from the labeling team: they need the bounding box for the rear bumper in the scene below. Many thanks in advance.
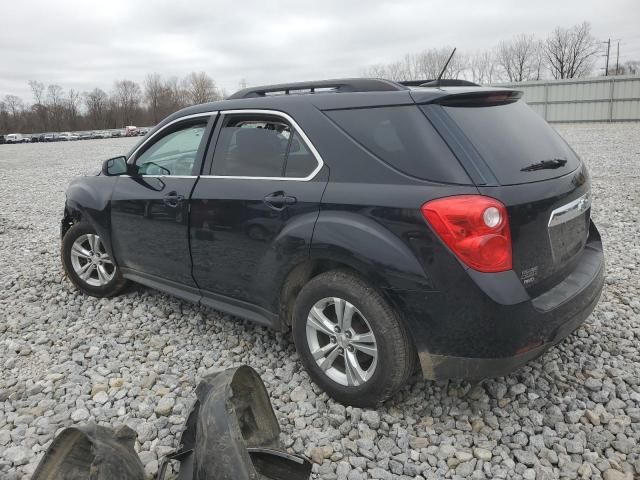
[418,265,603,379]
[390,221,605,381]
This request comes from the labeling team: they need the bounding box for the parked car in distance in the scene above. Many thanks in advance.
[79,132,93,140]
[111,130,123,137]
[61,78,605,406]
[58,132,79,141]
[5,133,28,143]
[125,126,138,136]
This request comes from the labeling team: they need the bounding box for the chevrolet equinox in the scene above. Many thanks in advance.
[61,78,605,406]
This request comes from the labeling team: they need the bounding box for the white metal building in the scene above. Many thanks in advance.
[493,75,640,122]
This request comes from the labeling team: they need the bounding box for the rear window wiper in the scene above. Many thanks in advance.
[521,158,567,172]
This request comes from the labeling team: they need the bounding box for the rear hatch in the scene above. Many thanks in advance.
[419,90,591,291]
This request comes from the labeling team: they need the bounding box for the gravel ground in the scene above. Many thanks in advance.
[0,125,639,480]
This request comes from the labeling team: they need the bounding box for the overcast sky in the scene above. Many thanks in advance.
[2,0,639,101]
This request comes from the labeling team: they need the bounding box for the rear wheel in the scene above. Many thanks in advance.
[61,223,129,297]
[292,270,415,407]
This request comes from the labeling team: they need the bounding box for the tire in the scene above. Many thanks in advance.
[61,222,129,298]
[292,270,416,407]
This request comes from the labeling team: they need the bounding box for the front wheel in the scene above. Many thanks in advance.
[292,270,415,407]
[61,223,129,297]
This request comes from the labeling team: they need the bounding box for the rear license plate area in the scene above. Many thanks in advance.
[549,208,589,265]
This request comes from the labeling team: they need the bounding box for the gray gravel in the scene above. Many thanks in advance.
[0,125,639,479]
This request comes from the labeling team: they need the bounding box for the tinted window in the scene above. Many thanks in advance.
[326,105,470,183]
[442,100,580,185]
[285,131,317,178]
[135,123,206,176]
[212,116,318,178]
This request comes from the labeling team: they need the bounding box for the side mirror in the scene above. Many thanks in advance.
[102,156,128,176]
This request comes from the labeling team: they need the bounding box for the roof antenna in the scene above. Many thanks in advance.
[435,47,457,87]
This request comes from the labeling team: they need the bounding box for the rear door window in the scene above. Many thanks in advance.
[284,131,317,178]
[211,115,319,179]
[440,100,580,185]
[325,105,471,184]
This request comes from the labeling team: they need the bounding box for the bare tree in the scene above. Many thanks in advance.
[362,64,390,79]
[66,89,81,130]
[28,81,48,131]
[144,73,164,124]
[28,81,45,105]
[531,41,547,80]
[414,47,467,80]
[113,80,142,126]
[544,22,599,79]
[0,101,10,133]
[364,47,466,82]
[184,72,220,104]
[386,61,411,81]
[166,77,189,111]
[497,34,539,82]
[47,84,65,130]
[469,49,501,84]
[3,95,24,119]
[84,88,109,129]
[621,60,640,75]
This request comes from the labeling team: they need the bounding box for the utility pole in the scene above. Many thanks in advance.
[604,38,611,76]
[615,41,620,75]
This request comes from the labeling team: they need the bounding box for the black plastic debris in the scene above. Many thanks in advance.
[158,365,311,480]
[31,424,144,480]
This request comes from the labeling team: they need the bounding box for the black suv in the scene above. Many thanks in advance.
[61,78,604,406]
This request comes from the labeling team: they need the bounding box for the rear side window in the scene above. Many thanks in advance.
[212,115,319,178]
[326,106,470,184]
[441,100,580,185]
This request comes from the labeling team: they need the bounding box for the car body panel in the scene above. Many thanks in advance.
[61,82,605,381]
[62,176,117,254]
[190,172,329,319]
[109,113,217,286]
[110,176,198,285]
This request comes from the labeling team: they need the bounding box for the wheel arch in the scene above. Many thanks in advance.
[62,177,116,258]
[278,255,415,337]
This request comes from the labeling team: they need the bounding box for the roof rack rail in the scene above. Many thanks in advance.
[399,79,480,87]
[227,78,408,99]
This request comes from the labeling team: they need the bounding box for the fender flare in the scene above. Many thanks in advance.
[63,177,116,257]
[310,211,432,290]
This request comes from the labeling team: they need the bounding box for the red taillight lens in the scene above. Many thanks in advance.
[421,195,512,273]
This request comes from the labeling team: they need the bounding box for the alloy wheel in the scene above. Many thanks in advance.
[305,297,378,387]
[70,234,116,287]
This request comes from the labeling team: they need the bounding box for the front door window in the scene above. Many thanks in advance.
[135,123,207,176]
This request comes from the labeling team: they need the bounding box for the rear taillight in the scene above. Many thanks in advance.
[421,195,512,273]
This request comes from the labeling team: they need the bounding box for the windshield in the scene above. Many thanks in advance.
[441,100,580,185]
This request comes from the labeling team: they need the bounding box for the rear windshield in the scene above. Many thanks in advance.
[441,100,580,185]
[326,105,471,184]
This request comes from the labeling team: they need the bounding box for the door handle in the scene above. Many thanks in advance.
[163,191,184,208]
[264,192,297,209]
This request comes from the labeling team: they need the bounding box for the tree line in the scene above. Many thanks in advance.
[2,21,639,135]
[364,22,639,84]
[0,72,225,135]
